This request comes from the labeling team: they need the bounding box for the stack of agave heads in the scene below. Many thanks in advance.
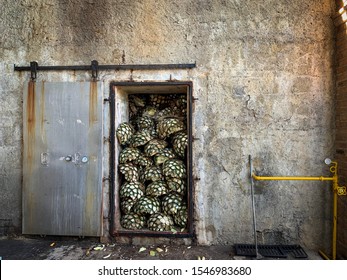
[116,93,188,232]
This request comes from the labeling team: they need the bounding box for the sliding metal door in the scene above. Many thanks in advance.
[23,81,103,236]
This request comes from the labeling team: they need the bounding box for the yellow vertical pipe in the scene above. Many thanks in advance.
[332,176,337,260]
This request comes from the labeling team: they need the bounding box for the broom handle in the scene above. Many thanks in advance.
[249,155,259,258]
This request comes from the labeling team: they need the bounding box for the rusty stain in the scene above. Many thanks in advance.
[84,155,102,235]
[84,173,95,234]
[85,81,102,235]
[40,82,47,145]
[26,81,36,173]
[89,81,98,125]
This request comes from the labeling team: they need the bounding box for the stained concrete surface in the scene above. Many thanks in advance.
[0,0,336,251]
[0,236,323,260]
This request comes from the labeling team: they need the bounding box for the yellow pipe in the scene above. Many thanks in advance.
[333,191,337,259]
[252,174,334,181]
[252,162,340,260]
[317,178,337,260]
[333,176,338,260]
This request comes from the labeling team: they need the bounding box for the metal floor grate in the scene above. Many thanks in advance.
[234,244,308,259]
[279,245,308,258]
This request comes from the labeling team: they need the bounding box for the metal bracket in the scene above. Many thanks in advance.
[30,61,38,81]
[91,60,98,80]
[337,186,347,196]
[103,176,111,182]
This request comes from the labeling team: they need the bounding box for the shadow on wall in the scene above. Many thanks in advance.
[0,219,18,236]
[55,0,136,61]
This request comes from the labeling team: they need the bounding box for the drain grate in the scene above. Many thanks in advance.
[279,245,308,258]
[234,244,308,259]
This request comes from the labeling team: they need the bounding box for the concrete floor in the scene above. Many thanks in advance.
[0,236,324,260]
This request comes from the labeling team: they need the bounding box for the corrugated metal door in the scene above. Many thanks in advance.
[22,81,103,236]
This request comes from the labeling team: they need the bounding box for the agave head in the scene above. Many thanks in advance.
[146,181,169,197]
[161,193,184,216]
[121,213,146,230]
[119,147,141,164]
[116,122,135,146]
[148,213,174,231]
[120,182,145,200]
[133,196,161,215]
[157,118,185,139]
[162,159,187,179]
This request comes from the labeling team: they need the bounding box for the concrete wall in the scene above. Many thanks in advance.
[0,0,336,250]
[334,0,347,259]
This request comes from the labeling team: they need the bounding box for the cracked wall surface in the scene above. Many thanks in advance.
[0,0,336,250]
[334,0,347,259]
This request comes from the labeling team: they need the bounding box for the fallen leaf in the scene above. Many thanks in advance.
[50,242,56,247]
[156,247,163,253]
[138,247,146,253]
[103,253,112,259]
[93,245,105,251]
[171,228,177,234]
[86,249,90,256]
[149,250,156,256]
[187,246,191,249]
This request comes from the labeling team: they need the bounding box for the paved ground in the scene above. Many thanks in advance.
[0,236,324,260]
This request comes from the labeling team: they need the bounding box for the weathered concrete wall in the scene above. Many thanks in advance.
[334,0,347,259]
[0,0,336,250]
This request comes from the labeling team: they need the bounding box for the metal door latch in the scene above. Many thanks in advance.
[65,154,88,164]
[40,152,49,166]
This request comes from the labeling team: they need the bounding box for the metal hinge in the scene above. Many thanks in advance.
[91,60,98,80]
[103,176,111,182]
[30,61,38,81]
